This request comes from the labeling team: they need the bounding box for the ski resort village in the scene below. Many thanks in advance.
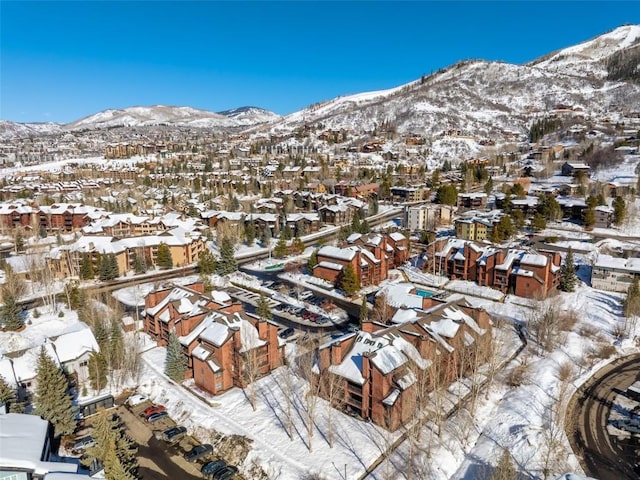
[2,20,640,480]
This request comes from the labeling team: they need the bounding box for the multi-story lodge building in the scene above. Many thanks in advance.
[312,233,410,288]
[314,300,492,430]
[143,282,285,396]
[406,204,454,231]
[591,254,640,292]
[426,238,562,298]
[0,201,107,233]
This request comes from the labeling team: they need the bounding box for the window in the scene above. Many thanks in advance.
[80,360,88,367]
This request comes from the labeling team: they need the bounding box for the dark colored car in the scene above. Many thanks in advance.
[213,466,238,480]
[279,327,294,339]
[184,443,213,462]
[201,460,227,478]
[161,425,187,443]
[146,411,169,423]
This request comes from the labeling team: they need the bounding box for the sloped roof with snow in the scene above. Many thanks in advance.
[318,245,357,261]
[52,322,99,363]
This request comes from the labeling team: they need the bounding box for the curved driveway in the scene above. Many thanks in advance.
[568,354,640,480]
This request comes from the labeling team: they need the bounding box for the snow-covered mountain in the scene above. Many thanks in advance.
[66,105,279,130]
[265,25,640,146]
[0,105,281,139]
[530,24,640,78]
[2,25,639,145]
[217,106,281,125]
[0,120,63,140]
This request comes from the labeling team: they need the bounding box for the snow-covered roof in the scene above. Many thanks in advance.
[391,309,418,324]
[520,253,547,267]
[52,322,99,363]
[377,283,423,309]
[315,261,344,271]
[594,254,640,273]
[200,322,231,347]
[389,232,406,242]
[370,344,408,375]
[0,413,78,475]
[11,342,59,383]
[382,388,400,406]
[318,245,356,261]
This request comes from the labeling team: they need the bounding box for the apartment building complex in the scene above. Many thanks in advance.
[591,254,640,292]
[144,282,285,396]
[426,238,562,298]
[313,232,410,288]
[314,301,492,430]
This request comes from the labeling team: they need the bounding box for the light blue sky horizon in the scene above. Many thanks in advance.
[1,1,638,123]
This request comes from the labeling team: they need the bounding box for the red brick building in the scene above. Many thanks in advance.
[314,301,492,430]
[427,238,562,298]
[313,233,410,288]
[143,282,284,395]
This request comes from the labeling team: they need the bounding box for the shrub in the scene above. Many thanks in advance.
[58,311,64,318]
[33,309,41,319]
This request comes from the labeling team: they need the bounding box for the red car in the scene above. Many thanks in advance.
[141,405,166,418]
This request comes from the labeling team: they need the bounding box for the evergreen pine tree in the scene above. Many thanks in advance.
[34,347,76,437]
[197,249,217,275]
[88,352,108,391]
[98,254,110,281]
[308,249,318,271]
[83,410,139,480]
[339,263,359,297]
[109,254,120,279]
[216,236,237,275]
[0,374,22,413]
[274,236,288,258]
[164,332,187,383]
[157,243,173,269]
[613,196,626,225]
[623,277,640,317]
[109,320,124,371]
[80,253,94,279]
[531,213,547,232]
[244,222,256,245]
[560,247,577,292]
[1,291,24,331]
[256,293,272,321]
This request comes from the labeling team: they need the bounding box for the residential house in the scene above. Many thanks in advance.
[591,254,640,292]
[594,205,614,228]
[457,193,487,212]
[0,413,81,478]
[561,162,591,177]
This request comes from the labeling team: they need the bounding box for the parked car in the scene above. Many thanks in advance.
[213,465,238,480]
[184,443,213,462]
[146,411,169,423]
[126,394,148,406]
[201,460,227,478]
[279,327,294,339]
[142,405,166,418]
[72,436,95,452]
[161,425,187,443]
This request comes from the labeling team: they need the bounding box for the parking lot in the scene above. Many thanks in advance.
[70,396,244,480]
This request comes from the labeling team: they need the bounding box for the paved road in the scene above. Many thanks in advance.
[569,354,640,480]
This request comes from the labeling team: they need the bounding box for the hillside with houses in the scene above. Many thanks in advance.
[1,24,640,480]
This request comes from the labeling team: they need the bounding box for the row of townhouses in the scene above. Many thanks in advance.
[425,238,562,298]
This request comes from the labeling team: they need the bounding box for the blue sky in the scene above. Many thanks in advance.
[1,1,637,123]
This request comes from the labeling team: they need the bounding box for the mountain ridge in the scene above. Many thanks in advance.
[2,24,639,142]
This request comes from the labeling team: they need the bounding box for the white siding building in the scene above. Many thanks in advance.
[591,254,640,292]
